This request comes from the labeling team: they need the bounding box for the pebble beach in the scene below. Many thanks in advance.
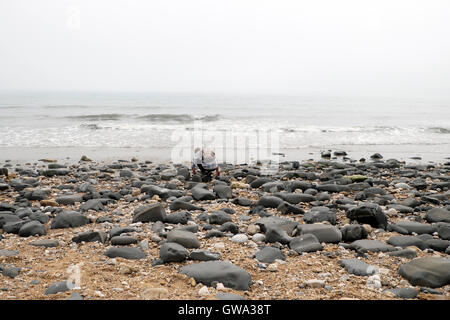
[0,152,449,300]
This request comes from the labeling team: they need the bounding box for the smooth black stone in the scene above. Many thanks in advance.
[105,247,146,260]
[297,224,342,243]
[387,204,414,214]
[213,184,232,199]
[109,227,135,238]
[399,198,421,208]
[341,224,368,242]
[399,257,450,288]
[175,224,198,233]
[261,182,285,192]
[221,208,235,214]
[419,287,442,295]
[249,205,272,217]
[289,234,323,253]
[132,203,166,223]
[385,288,418,299]
[387,236,428,250]
[3,220,28,234]
[28,211,50,224]
[264,226,293,244]
[189,250,221,261]
[232,198,253,206]
[51,211,90,229]
[169,200,203,211]
[218,221,239,234]
[179,261,252,291]
[350,240,395,253]
[388,249,417,259]
[55,195,84,205]
[277,193,316,204]
[315,184,350,193]
[0,213,21,228]
[25,189,48,201]
[255,216,299,234]
[165,211,192,224]
[425,239,450,252]
[208,211,232,225]
[30,239,60,248]
[205,229,225,238]
[346,203,388,229]
[1,267,21,278]
[110,236,138,246]
[166,229,200,248]
[437,223,450,240]
[18,221,46,237]
[250,178,273,188]
[42,169,71,177]
[255,246,285,263]
[338,258,377,276]
[425,208,450,223]
[45,281,70,295]
[277,202,304,215]
[96,216,113,223]
[256,196,284,208]
[392,221,437,235]
[191,186,215,201]
[72,231,107,243]
[303,207,336,225]
[80,199,105,212]
[289,181,313,192]
[159,242,188,263]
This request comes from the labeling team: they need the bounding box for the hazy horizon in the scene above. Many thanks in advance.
[1,0,450,99]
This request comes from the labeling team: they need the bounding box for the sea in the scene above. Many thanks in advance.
[0,91,449,164]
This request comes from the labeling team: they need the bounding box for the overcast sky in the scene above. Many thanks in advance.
[1,0,450,98]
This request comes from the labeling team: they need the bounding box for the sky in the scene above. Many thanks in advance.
[1,0,450,98]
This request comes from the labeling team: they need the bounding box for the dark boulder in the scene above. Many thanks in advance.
[18,221,46,237]
[341,224,368,242]
[346,203,388,229]
[132,203,166,223]
[399,257,450,288]
[51,211,90,229]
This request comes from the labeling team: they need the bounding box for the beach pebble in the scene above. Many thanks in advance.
[305,279,326,288]
[247,224,260,235]
[213,242,225,250]
[216,282,226,291]
[231,234,248,243]
[252,233,266,242]
[198,286,210,296]
[267,263,278,272]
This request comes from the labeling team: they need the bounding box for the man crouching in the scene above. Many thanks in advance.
[192,147,220,182]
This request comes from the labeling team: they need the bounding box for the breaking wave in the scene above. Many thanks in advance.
[64,113,131,121]
[136,113,221,122]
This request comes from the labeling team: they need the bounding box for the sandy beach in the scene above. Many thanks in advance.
[0,144,448,165]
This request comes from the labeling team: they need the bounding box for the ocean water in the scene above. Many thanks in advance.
[0,92,449,163]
